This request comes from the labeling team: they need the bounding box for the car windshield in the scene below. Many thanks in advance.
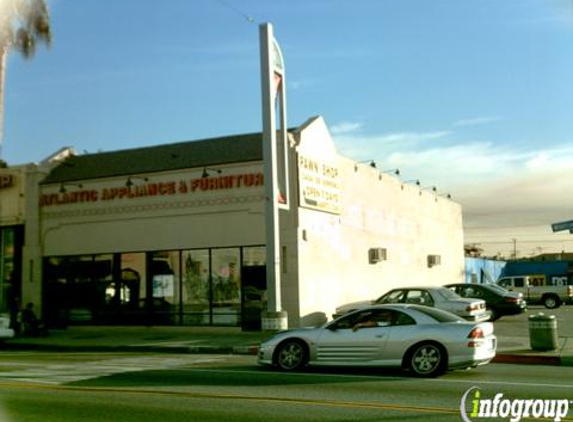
[435,288,460,301]
[410,305,464,323]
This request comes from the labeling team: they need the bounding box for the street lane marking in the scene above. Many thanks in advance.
[177,368,573,389]
[3,382,573,420]
[0,382,462,417]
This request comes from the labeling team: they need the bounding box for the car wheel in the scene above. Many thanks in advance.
[275,339,308,371]
[407,342,445,378]
[543,295,560,309]
[488,308,499,321]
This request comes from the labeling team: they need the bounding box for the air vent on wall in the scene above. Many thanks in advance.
[369,248,387,264]
[427,254,441,268]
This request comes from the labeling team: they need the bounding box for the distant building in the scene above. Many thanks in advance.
[524,252,573,262]
[0,148,75,318]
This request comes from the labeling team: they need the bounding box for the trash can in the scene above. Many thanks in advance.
[529,313,558,351]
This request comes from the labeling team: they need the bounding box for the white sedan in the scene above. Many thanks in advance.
[334,286,490,322]
[258,304,496,377]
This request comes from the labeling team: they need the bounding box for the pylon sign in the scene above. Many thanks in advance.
[260,23,289,209]
[260,23,289,326]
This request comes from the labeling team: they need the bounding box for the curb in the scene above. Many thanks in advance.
[3,342,261,356]
[493,353,562,366]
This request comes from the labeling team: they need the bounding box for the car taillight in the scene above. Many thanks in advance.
[568,286,573,296]
[467,327,484,347]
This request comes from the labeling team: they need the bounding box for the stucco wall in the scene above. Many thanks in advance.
[0,165,27,226]
[40,163,266,256]
[293,118,465,323]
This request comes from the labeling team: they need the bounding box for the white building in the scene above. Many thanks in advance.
[4,116,464,329]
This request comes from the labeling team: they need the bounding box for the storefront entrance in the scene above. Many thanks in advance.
[241,265,266,331]
[0,225,23,328]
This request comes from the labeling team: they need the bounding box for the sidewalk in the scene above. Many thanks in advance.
[3,325,573,367]
[3,326,267,355]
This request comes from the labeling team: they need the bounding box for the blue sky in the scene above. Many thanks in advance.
[3,0,573,257]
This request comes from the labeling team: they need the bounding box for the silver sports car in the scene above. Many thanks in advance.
[258,304,496,377]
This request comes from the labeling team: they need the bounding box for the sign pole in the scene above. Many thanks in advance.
[260,23,288,330]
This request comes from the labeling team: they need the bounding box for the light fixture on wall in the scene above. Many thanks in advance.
[439,192,452,199]
[202,167,222,178]
[403,179,420,186]
[382,168,400,175]
[354,160,376,171]
[126,176,149,187]
[422,186,437,192]
[59,182,83,193]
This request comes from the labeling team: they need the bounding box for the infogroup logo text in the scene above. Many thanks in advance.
[460,387,570,422]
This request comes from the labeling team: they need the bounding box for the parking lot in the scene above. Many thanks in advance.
[494,304,573,338]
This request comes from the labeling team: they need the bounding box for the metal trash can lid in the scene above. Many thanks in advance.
[528,313,556,321]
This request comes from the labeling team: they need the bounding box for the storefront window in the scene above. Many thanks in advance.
[211,248,241,325]
[118,252,146,323]
[93,254,114,322]
[42,246,264,327]
[241,247,266,331]
[43,256,68,326]
[151,251,180,324]
[0,227,15,313]
[66,255,97,322]
[182,249,209,325]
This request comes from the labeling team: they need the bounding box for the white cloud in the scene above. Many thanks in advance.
[333,126,573,237]
[330,121,363,135]
[369,131,452,144]
[334,130,452,159]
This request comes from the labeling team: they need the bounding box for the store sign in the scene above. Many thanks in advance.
[39,172,264,207]
[0,174,15,189]
[298,154,340,214]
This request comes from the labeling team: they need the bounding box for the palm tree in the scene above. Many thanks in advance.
[0,0,51,160]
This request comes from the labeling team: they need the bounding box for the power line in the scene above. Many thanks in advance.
[467,239,573,245]
[213,0,255,24]
[465,233,572,239]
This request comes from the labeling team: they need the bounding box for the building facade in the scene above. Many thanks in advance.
[0,163,26,322]
[9,116,464,329]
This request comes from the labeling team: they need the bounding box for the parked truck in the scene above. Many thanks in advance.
[497,275,573,309]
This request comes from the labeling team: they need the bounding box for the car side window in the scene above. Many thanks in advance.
[332,309,405,330]
[461,286,479,298]
[514,278,525,287]
[368,309,394,326]
[394,311,416,326]
[405,290,434,306]
[332,310,374,330]
[377,290,405,304]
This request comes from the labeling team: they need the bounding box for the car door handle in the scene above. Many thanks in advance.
[376,334,385,338]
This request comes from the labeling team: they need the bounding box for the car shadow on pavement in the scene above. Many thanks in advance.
[68,365,414,388]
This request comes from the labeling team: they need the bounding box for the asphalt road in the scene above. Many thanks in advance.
[1,352,573,422]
